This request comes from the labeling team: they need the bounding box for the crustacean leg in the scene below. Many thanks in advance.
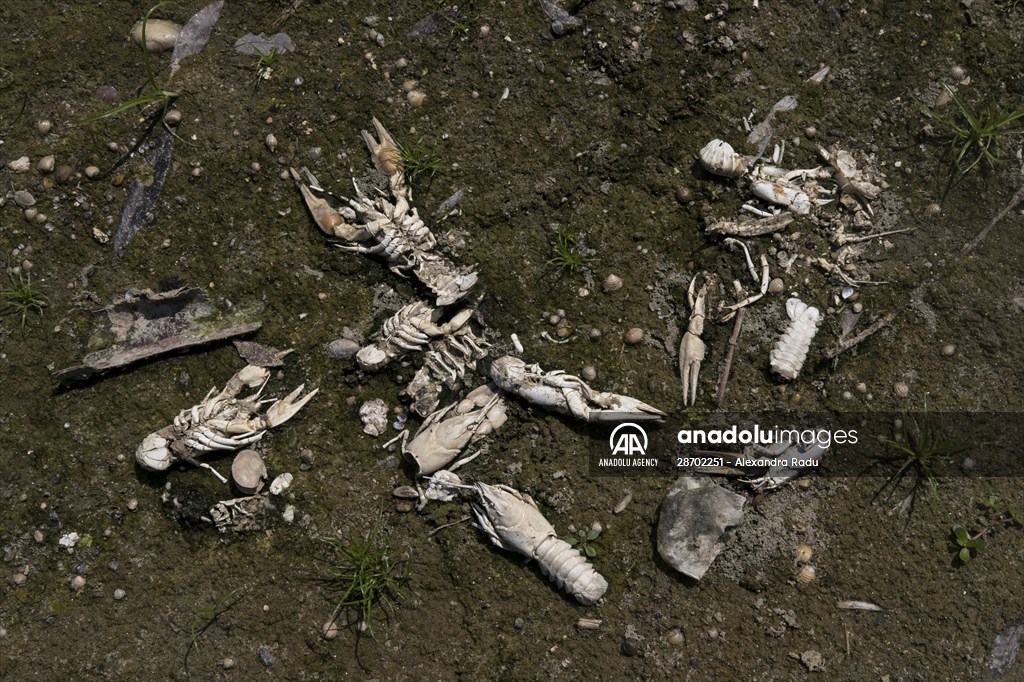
[680,275,710,407]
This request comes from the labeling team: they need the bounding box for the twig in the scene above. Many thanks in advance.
[835,227,916,244]
[957,182,1024,260]
[427,515,471,538]
[716,308,746,406]
[824,312,894,359]
[183,589,248,681]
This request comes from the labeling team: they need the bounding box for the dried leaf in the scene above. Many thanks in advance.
[170,0,224,77]
[114,129,175,256]
[234,32,295,56]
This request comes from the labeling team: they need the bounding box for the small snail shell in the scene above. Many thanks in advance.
[602,274,623,293]
[795,544,813,564]
[699,139,748,178]
[797,565,817,584]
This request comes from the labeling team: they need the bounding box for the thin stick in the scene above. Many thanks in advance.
[427,515,471,538]
[836,227,916,244]
[825,312,895,359]
[957,182,1024,260]
[716,308,746,406]
[845,626,851,657]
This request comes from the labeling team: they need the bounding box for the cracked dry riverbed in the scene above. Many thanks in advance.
[1,1,1023,680]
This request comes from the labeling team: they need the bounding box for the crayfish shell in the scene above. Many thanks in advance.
[699,139,749,178]
[751,180,812,215]
[769,298,823,380]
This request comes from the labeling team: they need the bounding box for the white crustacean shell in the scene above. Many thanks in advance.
[770,298,823,380]
[359,399,390,436]
[751,180,811,215]
[136,431,174,471]
[699,139,749,178]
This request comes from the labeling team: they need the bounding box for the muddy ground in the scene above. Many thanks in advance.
[1,1,1023,680]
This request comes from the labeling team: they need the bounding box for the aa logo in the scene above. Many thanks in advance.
[609,422,648,456]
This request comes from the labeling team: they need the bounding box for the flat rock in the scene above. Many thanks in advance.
[657,476,745,580]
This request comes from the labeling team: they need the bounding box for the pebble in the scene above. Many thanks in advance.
[127,498,139,512]
[804,126,817,139]
[258,646,274,667]
[37,119,52,134]
[479,24,491,38]
[675,186,692,204]
[624,328,644,345]
[163,109,182,126]
[70,575,86,591]
[893,381,910,398]
[602,274,623,293]
[12,573,27,587]
[55,165,73,183]
[107,141,120,152]
[514,617,526,629]
[326,338,360,359]
[768,277,785,295]
[7,156,30,173]
[33,530,44,543]
[13,190,36,208]
[842,391,853,400]
[941,344,956,356]
[581,366,597,381]
[322,620,340,640]
[113,588,126,600]
[84,165,101,179]
[265,133,278,152]
[407,90,427,107]
[221,658,236,670]
[37,155,55,173]
[852,302,864,313]
[951,65,966,81]
[855,382,868,394]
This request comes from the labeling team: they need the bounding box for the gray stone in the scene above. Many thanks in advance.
[656,476,745,580]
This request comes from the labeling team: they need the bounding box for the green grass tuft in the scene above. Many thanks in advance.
[320,526,409,635]
[921,84,1024,177]
[1,273,49,329]
[546,224,594,275]
[396,138,445,188]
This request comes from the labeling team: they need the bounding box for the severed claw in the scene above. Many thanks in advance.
[264,385,320,428]
[680,275,711,406]
[361,117,407,198]
[290,168,370,241]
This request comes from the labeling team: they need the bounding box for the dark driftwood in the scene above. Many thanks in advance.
[54,287,262,383]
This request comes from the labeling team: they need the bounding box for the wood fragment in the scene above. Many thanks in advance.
[716,307,746,406]
[576,618,602,630]
[824,312,894,360]
[427,515,471,538]
[837,600,884,612]
[613,491,632,515]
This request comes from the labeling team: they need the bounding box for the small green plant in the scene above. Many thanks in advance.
[320,526,409,634]
[921,84,1024,176]
[396,138,445,188]
[86,3,178,123]
[566,526,601,558]
[547,224,594,275]
[870,409,967,517]
[1,272,49,329]
[951,496,1023,563]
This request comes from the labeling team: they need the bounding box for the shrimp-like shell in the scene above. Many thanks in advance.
[699,139,749,178]
[770,298,822,380]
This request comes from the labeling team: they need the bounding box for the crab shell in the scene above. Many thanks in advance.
[356,344,389,370]
[699,139,749,178]
[136,430,175,471]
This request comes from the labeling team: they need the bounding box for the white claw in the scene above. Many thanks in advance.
[264,386,319,428]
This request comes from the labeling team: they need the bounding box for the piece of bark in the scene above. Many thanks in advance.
[54,287,262,383]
